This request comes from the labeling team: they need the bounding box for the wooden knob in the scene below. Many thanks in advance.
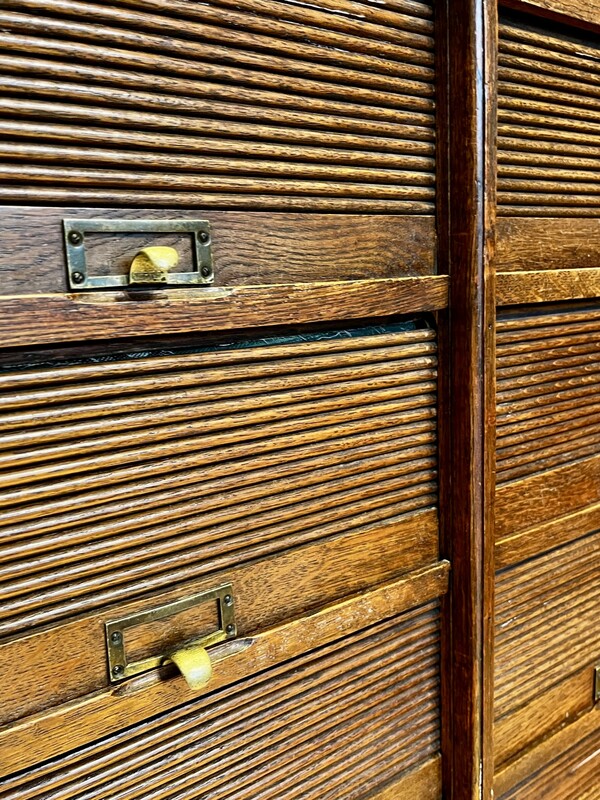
[129,246,179,285]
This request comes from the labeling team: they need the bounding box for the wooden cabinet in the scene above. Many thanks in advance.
[0,1,598,799]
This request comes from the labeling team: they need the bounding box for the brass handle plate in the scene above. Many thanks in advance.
[105,583,235,684]
[64,218,213,290]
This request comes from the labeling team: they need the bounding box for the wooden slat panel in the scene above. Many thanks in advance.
[0,564,449,778]
[0,0,436,211]
[497,10,600,216]
[496,305,600,483]
[0,601,442,797]
[0,324,438,640]
[497,722,600,799]
[494,532,600,760]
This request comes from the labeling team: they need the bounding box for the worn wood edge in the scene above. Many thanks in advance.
[495,500,600,569]
[494,665,595,770]
[496,218,600,273]
[0,561,449,778]
[497,269,600,306]
[499,0,600,33]
[494,700,600,797]
[367,754,441,800]
[0,276,449,347]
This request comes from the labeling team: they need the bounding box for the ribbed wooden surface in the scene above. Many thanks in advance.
[0,0,436,211]
[0,602,441,799]
[496,306,600,483]
[0,323,438,638]
[498,11,600,216]
[495,530,600,721]
[498,726,600,800]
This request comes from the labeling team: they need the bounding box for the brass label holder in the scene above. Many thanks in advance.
[105,583,236,683]
[594,666,600,704]
[64,218,213,290]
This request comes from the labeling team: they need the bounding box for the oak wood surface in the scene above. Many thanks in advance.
[0,0,438,211]
[0,601,443,800]
[497,268,600,304]
[0,276,448,348]
[0,563,449,778]
[496,218,600,272]
[0,209,436,295]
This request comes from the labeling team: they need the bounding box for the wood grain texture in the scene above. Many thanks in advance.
[495,531,600,732]
[0,601,442,799]
[501,0,600,33]
[496,305,600,485]
[0,0,437,211]
[498,9,600,216]
[496,218,600,272]
[496,711,600,798]
[435,0,497,797]
[367,756,441,800]
[0,563,449,778]
[0,209,436,296]
[0,325,440,727]
[497,268,600,304]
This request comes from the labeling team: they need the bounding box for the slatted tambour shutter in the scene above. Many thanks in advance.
[498,10,600,217]
[496,306,600,482]
[0,603,441,800]
[0,321,442,739]
[494,305,600,772]
[0,0,436,211]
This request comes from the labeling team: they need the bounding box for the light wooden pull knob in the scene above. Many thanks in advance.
[129,246,179,285]
[169,643,213,691]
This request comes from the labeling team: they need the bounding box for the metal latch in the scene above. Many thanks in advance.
[105,584,236,690]
[64,218,213,290]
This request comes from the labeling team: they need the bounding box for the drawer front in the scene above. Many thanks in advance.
[0,602,442,800]
[0,320,443,775]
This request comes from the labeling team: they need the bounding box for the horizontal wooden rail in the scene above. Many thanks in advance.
[497,268,600,305]
[0,276,448,347]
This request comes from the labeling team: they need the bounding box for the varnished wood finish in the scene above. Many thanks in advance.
[498,9,600,216]
[436,0,497,796]
[495,533,600,765]
[0,209,436,295]
[497,268,600,304]
[0,276,448,348]
[0,0,437,211]
[496,218,600,272]
[0,564,449,778]
[0,601,443,800]
[502,0,600,32]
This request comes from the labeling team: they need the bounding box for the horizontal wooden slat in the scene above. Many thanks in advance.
[497,269,600,304]
[0,209,436,296]
[0,276,448,348]
[499,0,600,34]
[0,562,449,777]
[496,218,600,272]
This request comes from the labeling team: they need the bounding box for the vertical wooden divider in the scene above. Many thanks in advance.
[436,0,497,797]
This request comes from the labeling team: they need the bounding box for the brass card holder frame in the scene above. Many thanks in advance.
[105,583,236,683]
[64,218,214,290]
